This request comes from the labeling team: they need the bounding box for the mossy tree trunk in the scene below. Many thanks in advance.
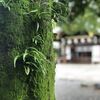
[0,0,55,100]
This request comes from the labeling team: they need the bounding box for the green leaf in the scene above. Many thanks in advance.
[23,9,38,15]
[36,22,39,32]
[24,66,30,75]
[25,62,39,70]
[14,55,21,68]
[30,9,38,13]
[23,52,28,62]
[23,52,35,63]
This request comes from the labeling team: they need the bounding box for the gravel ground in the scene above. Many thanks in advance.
[55,64,100,100]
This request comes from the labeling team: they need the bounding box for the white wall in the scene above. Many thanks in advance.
[92,45,100,63]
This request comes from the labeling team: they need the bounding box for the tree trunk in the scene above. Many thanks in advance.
[0,0,55,100]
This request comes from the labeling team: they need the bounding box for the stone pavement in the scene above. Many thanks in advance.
[55,64,100,100]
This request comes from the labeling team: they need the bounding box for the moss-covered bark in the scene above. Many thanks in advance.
[0,0,55,100]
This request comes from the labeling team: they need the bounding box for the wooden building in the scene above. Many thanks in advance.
[53,30,100,63]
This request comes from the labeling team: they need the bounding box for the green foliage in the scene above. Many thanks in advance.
[0,0,55,100]
[14,47,48,76]
[32,35,44,49]
[65,0,100,34]
[14,47,54,100]
[52,0,100,34]
[52,0,68,24]
[0,0,11,10]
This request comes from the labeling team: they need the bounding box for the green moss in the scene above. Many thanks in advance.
[0,0,55,100]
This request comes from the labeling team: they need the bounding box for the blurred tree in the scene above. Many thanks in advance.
[53,0,100,34]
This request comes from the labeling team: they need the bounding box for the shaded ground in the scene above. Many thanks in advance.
[55,64,100,100]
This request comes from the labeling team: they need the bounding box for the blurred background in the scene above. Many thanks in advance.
[53,0,100,64]
[53,0,100,100]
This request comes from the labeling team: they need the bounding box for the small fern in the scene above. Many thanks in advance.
[14,47,50,76]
